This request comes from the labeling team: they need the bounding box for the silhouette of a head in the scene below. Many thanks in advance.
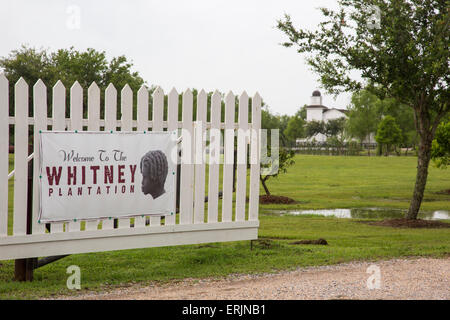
[140,150,168,199]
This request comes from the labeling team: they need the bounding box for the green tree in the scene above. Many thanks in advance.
[284,107,306,143]
[259,104,296,195]
[277,0,449,219]
[305,120,325,138]
[346,90,379,155]
[324,118,346,138]
[260,148,295,195]
[0,45,146,117]
[377,97,417,154]
[431,122,450,168]
[261,105,280,130]
[375,116,403,156]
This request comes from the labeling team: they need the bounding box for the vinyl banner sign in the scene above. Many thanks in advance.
[38,131,177,223]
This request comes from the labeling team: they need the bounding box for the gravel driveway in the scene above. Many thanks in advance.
[67,257,449,300]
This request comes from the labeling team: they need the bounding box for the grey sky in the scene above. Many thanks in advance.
[2,0,351,116]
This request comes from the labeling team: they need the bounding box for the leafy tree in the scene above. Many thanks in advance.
[278,114,291,132]
[0,45,146,117]
[261,105,280,131]
[324,118,346,138]
[346,90,379,155]
[377,97,417,154]
[260,147,295,195]
[431,122,450,168]
[261,104,294,147]
[375,116,403,156]
[347,90,417,155]
[305,120,325,138]
[277,0,449,219]
[297,105,307,120]
[284,108,306,142]
[259,104,296,195]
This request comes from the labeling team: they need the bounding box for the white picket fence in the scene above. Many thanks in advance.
[0,75,261,260]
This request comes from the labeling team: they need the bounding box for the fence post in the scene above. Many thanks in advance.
[14,159,36,281]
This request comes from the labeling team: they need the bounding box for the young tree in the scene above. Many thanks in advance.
[375,116,403,156]
[260,148,295,195]
[277,0,449,219]
[259,104,296,195]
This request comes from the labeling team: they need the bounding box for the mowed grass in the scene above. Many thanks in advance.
[261,155,450,212]
[0,154,449,299]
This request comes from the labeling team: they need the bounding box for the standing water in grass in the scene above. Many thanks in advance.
[262,208,450,220]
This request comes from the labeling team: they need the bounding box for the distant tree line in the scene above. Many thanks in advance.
[274,88,420,157]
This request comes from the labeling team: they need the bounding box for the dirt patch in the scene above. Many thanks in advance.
[259,195,296,204]
[360,218,450,229]
[195,244,218,249]
[251,239,274,250]
[289,238,328,245]
[435,189,450,195]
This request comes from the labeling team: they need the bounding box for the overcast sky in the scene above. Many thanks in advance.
[2,0,351,116]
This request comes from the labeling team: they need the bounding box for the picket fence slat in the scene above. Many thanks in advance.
[222,92,235,222]
[118,84,133,229]
[135,86,148,228]
[0,75,8,236]
[193,90,207,224]
[248,93,261,221]
[150,87,164,226]
[70,81,83,131]
[235,91,249,222]
[47,81,66,233]
[13,78,29,236]
[207,91,221,223]
[32,80,47,235]
[85,82,101,231]
[180,89,194,225]
[64,81,83,232]
[165,88,178,226]
[104,83,117,133]
[49,82,67,232]
[121,85,133,131]
[101,83,117,230]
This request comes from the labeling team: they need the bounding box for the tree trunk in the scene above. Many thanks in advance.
[406,133,433,220]
[377,143,383,156]
[260,175,271,196]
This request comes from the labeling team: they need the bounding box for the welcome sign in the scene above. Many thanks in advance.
[38,131,177,223]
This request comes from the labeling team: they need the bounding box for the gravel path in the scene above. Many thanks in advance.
[67,257,449,300]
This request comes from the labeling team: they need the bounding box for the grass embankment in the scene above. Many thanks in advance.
[0,154,449,299]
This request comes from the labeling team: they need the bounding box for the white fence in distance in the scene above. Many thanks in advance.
[0,75,261,260]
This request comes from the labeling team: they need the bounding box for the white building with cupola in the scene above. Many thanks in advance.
[301,90,348,143]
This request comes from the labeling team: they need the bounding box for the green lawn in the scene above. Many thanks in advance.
[261,155,450,212]
[1,154,449,299]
